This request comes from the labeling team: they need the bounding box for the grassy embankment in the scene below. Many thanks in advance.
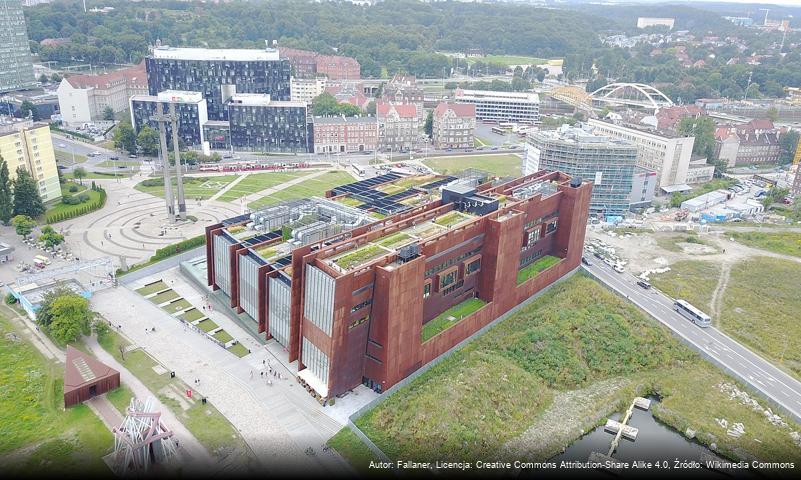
[330,274,801,472]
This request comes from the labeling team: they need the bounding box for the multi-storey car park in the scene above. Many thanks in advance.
[205,170,591,401]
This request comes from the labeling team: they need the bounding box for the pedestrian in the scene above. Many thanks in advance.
[262,359,265,366]
[260,371,264,377]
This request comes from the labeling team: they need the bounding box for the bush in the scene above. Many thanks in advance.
[77,193,90,203]
[68,185,79,193]
[141,178,164,187]
[62,195,80,205]
[93,320,110,338]
[5,293,17,305]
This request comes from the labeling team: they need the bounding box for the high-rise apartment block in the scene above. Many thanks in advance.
[0,0,36,93]
[526,126,638,218]
[0,117,60,203]
[205,170,591,400]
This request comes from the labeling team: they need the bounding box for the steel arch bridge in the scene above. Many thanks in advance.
[549,86,594,113]
[590,83,674,110]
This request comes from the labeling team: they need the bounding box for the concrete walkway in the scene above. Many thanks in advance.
[83,335,216,472]
[92,275,353,474]
[239,169,334,206]
[208,172,250,202]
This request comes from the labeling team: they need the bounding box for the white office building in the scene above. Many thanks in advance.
[454,89,539,123]
[588,118,713,191]
[290,78,327,105]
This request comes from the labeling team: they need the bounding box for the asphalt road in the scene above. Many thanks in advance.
[584,259,801,423]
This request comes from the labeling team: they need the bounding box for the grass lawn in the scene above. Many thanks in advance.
[423,154,521,177]
[516,255,560,285]
[433,210,470,228]
[421,298,487,342]
[327,428,381,474]
[179,308,206,323]
[352,274,801,466]
[43,182,104,223]
[162,298,191,314]
[65,171,134,180]
[335,196,363,207]
[55,150,87,165]
[649,260,720,315]
[135,175,239,200]
[135,280,168,296]
[376,232,413,249]
[728,231,801,258]
[95,160,141,168]
[216,170,314,202]
[147,289,180,305]
[334,244,385,270]
[213,330,234,344]
[196,318,219,333]
[466,54,548,66]
[0,313,113,475]
[247,171,354,209]
[227,343,250,358]
[106,385,135,416]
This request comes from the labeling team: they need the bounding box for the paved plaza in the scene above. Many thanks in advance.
[92,265,376,474]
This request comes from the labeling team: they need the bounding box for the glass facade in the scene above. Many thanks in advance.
[528,129,637,218]
[303,265,335,336]
[228,103,309,153]
[130,97,205,147]
[145,56,290,121]
[213,233,235,296]
[268,276,291,348]
[0,0,35,92]
[238,253,263,322]
[302,337,329,387]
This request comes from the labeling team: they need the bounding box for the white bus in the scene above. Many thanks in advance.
[352,163,366,177]
[673,299,712,327]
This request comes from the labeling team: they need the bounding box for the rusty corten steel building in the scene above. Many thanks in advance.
[64,345,121,408]
[205,170,591,400]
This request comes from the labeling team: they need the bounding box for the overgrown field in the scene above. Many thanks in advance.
[333,274,801,471]
[0,312,113,475]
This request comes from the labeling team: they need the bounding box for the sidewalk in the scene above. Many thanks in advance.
[83,335,215,472]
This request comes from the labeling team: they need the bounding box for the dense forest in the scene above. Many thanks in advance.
[21,0,801,102]
[25,0,611,77]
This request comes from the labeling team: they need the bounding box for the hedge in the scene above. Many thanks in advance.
[119,234,206,276]
[45,185,107,224]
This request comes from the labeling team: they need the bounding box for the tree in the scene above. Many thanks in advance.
[136,125,159,156]
[40,225,64,248]
[47,294,92,345]
[113,121,137,153]
[50,73,61,83]
[103,106,115,121]
[779,130,799,165]
[424,110,433,138]
[11,215,35,238]
[17,100,40,121]
[73,166,87,186]
[0,157,12,225]
[766,107,779,122]
[365,101,376,115]
[12,167,45,218]
[677,116,716,159]
[39,73,49,83]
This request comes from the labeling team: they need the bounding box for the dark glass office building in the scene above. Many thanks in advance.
[129,90,208,147]
[145,46,291,122]
[227,94,309,153]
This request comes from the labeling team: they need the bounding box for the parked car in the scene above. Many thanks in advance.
[110,155,119,160]
[88,151,102,157]
[128,154,138,158]
[613,264,625,273]
[581,256,592,266]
